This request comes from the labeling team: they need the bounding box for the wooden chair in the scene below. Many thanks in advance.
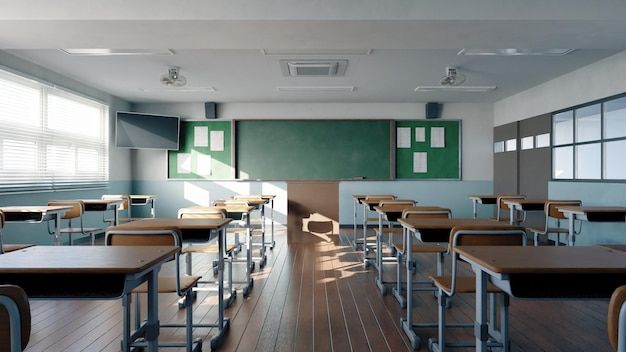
[609,285,626,352]
[47,200,102,245]
[392,207,450,308]
[0,285,31,351]
[495,195,526,223]
[105,228,203,352]
[374,200,417,250]
[428,225,527,352]
[101,195,131,224]
[527,200,582,246]
[178,207,238,306]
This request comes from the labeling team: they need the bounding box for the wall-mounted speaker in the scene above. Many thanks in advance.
[425,102,442,119]
[205,102,217,119]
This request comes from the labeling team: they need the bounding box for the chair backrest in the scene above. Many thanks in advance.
[443,225,527,296]
[47,200,84,220]
[178,207,226,219]
[609,285,626,352]
[105,229,180,247]
[402,207,451,219]
[546,200,582,220]
[0,285,31,351]
[101,195,130,210]
[378,200,416,207]
[0,210,4,230]
[233,195,263,202]
[496,195,526,211]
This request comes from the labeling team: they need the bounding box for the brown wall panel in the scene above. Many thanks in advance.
[287,181,339,243]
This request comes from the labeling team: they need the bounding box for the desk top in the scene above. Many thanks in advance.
[211,204,255,214]
[352,194,369,201]
[456,246,626,274]
[109,218,232,231]
[261,195,276,200]
[0,205,72,214]
[0,246,178,274]
[467,195,500,204]
[129,194,157,200]
[598,244,626,252]
[558,206,626,215]
[373,203,423,214]
[81,198,124,205]
[399,218,506,231]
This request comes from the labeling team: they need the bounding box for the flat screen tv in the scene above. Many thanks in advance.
[116,111,180,150]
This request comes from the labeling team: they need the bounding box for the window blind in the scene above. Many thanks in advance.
[0,68,109,192]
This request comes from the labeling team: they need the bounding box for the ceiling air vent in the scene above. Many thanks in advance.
[280,60,348,77]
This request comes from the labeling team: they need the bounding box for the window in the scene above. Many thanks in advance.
[0,68,109,191]
[552,94,626,181]
[521,136,534,150]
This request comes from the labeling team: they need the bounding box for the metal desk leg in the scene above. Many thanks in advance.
[375,212,387,295]
[363,203,370,267]
[353,198,358,249]
[475,268,489,352]
[269,199,275,249]
[260,205,266,267]
[509,206,515,225]
[568,215,575,246]
[243,216,253,297]
[472,199,478,219]
[114,205,119,226]
[145,268,160,352]
[401,228,420,350]
[150,199,156,218]
[54,212,61,246]
[211,226,230,350]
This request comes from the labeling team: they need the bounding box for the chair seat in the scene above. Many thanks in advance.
[527,227,570,235]
[133,275,201,294]
[182,243,237,254]
[2,244,34,253]
[430,275,501,293]
[59,227,103,234]
[367,217,380,222]
[373,228,403,235]
[393,242,446,254]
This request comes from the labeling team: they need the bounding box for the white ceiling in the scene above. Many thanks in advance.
[1,0,625,103]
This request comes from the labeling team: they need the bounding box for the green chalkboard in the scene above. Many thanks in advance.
[168,121,233,179]
[396,120,461,179]
[236,120,391,180]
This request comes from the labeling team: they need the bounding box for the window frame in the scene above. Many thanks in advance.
[0,67,109,193]
[551,91,626,182]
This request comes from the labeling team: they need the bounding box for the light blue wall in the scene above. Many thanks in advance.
[549,181,626,244]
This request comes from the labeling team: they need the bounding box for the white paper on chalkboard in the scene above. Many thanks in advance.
[177,153,192,174]
[413,152,427,173]
[397,127,411,148]
[196,154,212,176]
[210,130,224,151]
[194,126,209,147]
[431,127,445,148]
[415,127,426,142]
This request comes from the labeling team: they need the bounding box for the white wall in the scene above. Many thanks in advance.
[494,50,626,126]
[132,102,494,181]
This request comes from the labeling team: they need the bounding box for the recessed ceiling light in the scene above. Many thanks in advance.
[262,49,372,56]
[276,86,356,92]
[139,87,216,93]
[60,49,175,56]
[414,86,496,93]
[457,49,575,56]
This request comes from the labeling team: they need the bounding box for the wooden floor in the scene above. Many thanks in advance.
[24,228,612,351]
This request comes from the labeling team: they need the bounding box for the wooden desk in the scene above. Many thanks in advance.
[559,206,626,245]
[457,245,626,352]
[358,196,397,265]
[503,199,546,225]
[80,198,125,226]
[0,205,72,245]
[129,194,157,219]
[371,203,418,295]
[0,245,178,352]
[108,218,232,349]
[398,218,514,349]
[468,195,499,219]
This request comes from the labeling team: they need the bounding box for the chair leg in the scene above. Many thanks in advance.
[501,294,511,352]
[186,252,192,276]
[437,292,447,352]
[121,293,131,351]
[396,251,402,296]
[185,289,193,352]
[134,293,141,332]
[533,232,539,246]
[555,234,560,247]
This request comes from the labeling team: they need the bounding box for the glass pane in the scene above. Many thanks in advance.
[505,138,517,151]
[77,148,99,173]
[47,94,101,138]
[604,96,626,139]
[0,76,41,127]
[553,146,573,179]
[575,143,601,179]
[575,104,601,142]
[553,111,573,145]
[521,136,534,150]
[46,145,75,176]
[535,133,550,148]
[493,141,504,153]
[2,139,36,170]
[604,140,626,179]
